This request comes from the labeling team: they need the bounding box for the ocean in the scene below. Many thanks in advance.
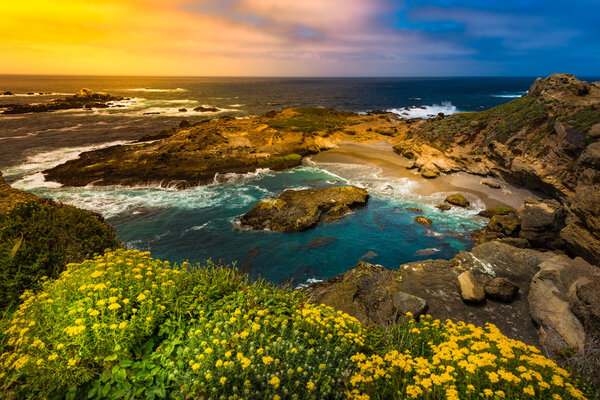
[2,75,592,285]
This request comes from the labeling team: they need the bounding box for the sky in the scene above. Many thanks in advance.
[0,0,598,77]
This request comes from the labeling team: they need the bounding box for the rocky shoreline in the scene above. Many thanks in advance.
[7,73,599,360]
[0,88,124,114]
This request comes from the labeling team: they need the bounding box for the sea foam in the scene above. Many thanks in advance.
[387,101,459,119]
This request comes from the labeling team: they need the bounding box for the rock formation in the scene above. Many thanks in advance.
[239,186,368,232]
[0,88,123,114]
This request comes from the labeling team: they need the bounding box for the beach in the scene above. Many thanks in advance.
[310,140,541,210]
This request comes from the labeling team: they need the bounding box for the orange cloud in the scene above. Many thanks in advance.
[0,0,468,76]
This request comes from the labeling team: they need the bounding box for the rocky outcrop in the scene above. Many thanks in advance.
[238,186,368,232]
[414,216,432,226]
[528,254,600,352]
[307,241,554,346]
[43,108,406,188]
[518,198,566,249]
[0,88,123,114]
[484,278,520,302]
[457,270,488,302]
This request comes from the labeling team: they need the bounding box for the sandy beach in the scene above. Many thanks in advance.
[309,140,542,210]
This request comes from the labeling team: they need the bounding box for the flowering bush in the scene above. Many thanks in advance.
[347,315,588,400]
[0,249,184,394]
[0,250,592,399]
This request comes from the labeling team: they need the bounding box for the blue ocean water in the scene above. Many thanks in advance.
[3,75,595,284]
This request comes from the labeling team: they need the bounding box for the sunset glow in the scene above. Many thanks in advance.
[1,1,599,76]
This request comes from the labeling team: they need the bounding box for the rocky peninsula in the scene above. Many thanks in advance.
[0,88,124,114]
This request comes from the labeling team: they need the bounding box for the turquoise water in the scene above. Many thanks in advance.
[22,163,485,286]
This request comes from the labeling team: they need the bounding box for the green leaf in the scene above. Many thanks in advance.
[115,368,127,383]
[9,233,23,260]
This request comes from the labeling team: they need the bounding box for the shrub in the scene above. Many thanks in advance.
[0,249,185,396]
[0,201,120,310]
[347,315,588,400]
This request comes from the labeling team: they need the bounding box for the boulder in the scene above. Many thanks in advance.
[436,203,451,211]
[2,91,13,96]
[392,292,428,317]
[303,261,404,325]
[457,271,488,302]
[239,186,368,232]
[406,207,423,213]
[518,198,566,249]
[178,108,187,112]
[484,278,519,302]
[265,110,278,118]
[588,123,600,139]
[488,213,520,236]
[480,178,504,189]
[421,169,439,179]
[445,193,470,207]
[528,254,600,353]
[415,216,433,226]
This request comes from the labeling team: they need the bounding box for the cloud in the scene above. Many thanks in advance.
[0,0,597,76]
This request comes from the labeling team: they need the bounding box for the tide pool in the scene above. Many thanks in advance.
[24,164,485,286]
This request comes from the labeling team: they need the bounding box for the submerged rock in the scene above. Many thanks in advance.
[296,237,338,250]
[239,186,368,232]
[194,106,220,112]
[414,216,433,226]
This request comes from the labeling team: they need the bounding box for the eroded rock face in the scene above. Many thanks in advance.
[458,271,488,302]
[518,198,566,249]
[570,276,600,338]
[528,254,600,352]
[239,186,368,232]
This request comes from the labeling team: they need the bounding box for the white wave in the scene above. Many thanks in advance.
[13,172,62,190]
[387,101,458,119]
[0,132,37,141]
[6,140,134,182]
[188,223,209,231]
[0,92,74,97]
[295,278,323,289]
[125,88,188,93]
[213,168,274,184]
[228,104,244,107]
[491,91,527,98]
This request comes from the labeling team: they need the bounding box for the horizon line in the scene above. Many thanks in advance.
[2,73,598,80]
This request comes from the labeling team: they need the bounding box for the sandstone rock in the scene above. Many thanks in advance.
[445,193,470,207]
[528,254,600,353]
[392,292,428,317]
[436,203,451,211]
[569,276,600,338]
[458,271,487,303]
[421,169,439,179]
[406,207,423,213]
[496,237,530,248]
[518,198,565,249]
[239,186,368,232]
[488,214,520,236]
[480,178,504,189]
[484,278,519,302]
[415,216,433,226]
[579,141,600,168]
[588,123,600,139]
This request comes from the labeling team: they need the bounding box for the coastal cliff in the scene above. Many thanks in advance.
[390,74,600,265]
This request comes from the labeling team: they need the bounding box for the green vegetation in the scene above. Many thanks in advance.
[0,201,120,311]
[561,105,600,134]
[0,250,593,399]
[259,154,303,168]
[268,108,355,134]
[415,95,551,147]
